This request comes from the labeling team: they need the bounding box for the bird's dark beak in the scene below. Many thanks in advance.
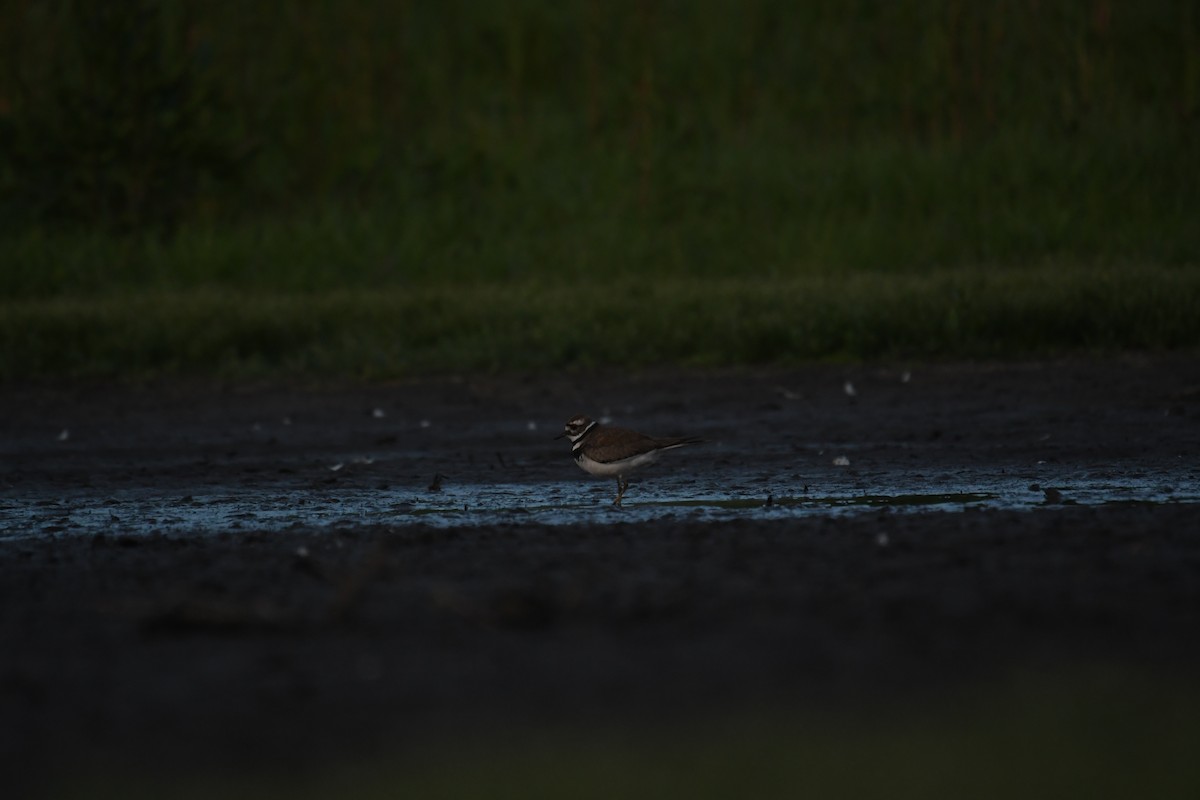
[553,432,566,440]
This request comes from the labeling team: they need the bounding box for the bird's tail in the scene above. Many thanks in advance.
[656,436,704,450]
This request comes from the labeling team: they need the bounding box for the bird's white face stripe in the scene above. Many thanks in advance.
[563,418,597,443]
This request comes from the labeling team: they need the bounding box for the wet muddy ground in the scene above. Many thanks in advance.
[3,356,1200,792]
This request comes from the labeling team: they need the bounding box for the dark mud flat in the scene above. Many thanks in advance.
[2,356,1200,795]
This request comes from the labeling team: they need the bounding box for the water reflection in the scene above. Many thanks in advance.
[2,468,1196,541]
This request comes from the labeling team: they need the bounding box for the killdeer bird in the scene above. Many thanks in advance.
[555,414,702,506]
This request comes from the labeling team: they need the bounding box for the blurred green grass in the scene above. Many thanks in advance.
[1,1,1198,378]
[5,265,1195,380]
[76,668,1200,799]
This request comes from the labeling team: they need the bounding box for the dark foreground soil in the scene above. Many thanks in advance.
[2,356,1200,794]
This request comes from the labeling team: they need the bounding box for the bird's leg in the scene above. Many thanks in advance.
[614,475,627,506]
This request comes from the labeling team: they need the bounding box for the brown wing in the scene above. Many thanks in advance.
[582,426,664,463]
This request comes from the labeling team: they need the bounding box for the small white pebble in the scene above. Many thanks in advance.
[526,420,538,431]
[419,419,431,429]
[281,416,292,426]
[833,455,851,466]
[877,532,890,547]
[843,381,857,397]
[329,462,344,472]
[57,429,70,442]
[295,545,309,558]
[372,408,387,419]
[901,370,912,383]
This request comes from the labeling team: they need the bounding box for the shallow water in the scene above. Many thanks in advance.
[3,464,1196,542]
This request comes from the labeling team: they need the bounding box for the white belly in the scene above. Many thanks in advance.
[576,450,661,477]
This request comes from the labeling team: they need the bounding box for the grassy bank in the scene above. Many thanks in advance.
[2,2,1198,378]
[4,130,1199,297]
[4,266,1196,380]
